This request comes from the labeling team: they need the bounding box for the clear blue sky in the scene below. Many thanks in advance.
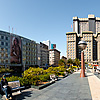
[0,0,100,57]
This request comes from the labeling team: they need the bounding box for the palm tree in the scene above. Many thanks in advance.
[74,58,80,67]
[58,59,66,66]
[67,58,73,67]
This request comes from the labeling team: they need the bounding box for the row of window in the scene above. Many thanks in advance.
[83,34,92,36]
[67,34,75,37]
[1,36,8,40]
[68,49,74,51]
[68,44,75,46]
[0,60,8,63]
[1,42,8,46]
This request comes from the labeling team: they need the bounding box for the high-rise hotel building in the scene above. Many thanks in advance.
[66,14,100,65]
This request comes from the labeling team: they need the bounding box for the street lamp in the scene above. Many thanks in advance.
[78,40,87,77]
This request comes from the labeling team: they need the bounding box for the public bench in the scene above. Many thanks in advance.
[8,80,25,93]
[50,74,58,82]
[0,80,25,95]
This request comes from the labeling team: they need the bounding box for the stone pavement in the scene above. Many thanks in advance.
[87,69,100,100]
[2,69,100,100]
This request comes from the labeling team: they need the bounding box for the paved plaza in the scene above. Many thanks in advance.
[1,69,100,100]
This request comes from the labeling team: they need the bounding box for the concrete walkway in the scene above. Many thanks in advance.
[2,69,100,100]
[87,69,100,100]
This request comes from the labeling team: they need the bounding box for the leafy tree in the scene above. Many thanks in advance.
[74,58,80,67]
[67,58,73,67]
[58,59,66,66]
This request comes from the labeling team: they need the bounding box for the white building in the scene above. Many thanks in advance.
[49,49,60,66]
[42,40,51,50]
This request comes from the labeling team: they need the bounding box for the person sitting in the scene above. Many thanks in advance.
[1,75,12,100]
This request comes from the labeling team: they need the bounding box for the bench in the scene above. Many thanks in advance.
[50,74,58,82]
[0,80,25,99]
[8,80,25,93]
[64,71,68,77]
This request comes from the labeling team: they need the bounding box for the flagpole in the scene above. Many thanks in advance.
[9,26,10,33]
[71,24,73,32]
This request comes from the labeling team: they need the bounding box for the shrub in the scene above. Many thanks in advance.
[0,68,13,73]
[58,72,65,76]
[72,66,78,69]
[39,73,51,82]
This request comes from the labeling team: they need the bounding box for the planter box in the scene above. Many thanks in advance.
[31,81,55,90]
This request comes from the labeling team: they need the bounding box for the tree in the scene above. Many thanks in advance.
[58,59,66,66]
[67,58,73,67]
[74,58,80,67]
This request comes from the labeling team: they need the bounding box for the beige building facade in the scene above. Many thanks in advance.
[49,49,60,66]
[66,15,100,65]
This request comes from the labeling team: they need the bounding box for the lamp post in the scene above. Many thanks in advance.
[78,40,87,77]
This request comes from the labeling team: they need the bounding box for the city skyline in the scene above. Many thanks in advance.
[0,0,100,57]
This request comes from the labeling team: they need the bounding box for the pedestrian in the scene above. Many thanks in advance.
[1,75,12,100]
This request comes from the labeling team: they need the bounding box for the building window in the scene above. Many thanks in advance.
[1,48,4,51]
[5,54,8,57]
[5,48,8,52]
[6,37,8,40]
[1,59,4,63]
[6,42,8,46]
[5,60,8,63]
[1,53,4,57]
[1,42,4,45]
[1,36,4,39]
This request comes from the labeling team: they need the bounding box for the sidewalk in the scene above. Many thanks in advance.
[1,69,100,100]
[87,69,100,100]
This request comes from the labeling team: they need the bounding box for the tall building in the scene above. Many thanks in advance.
[36,43,41,66]
[66,14,100,65]
[0,30,37,71]
[42,40,51,49]
[40,42,49,67]
[49,49,60,66]
[73,14,100,34]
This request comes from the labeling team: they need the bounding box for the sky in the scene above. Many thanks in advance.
[0,0,100,57]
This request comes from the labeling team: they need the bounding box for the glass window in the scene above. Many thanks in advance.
[5,48,8,52]
[1,36,4,39]
[5,60,8,63]
[6,42,8,46]
[6,37,8,40]
[1,42,4,45]
[1,48,4,51]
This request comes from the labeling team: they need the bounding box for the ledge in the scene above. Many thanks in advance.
[31,81,55,90]
[66,32,77,35]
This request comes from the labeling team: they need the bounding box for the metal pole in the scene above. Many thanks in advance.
[80,51,85,77]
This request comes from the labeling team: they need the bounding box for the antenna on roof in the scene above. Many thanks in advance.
[12,27,13,33]
[9,26,10,33]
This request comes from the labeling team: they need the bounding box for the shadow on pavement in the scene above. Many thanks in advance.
[12,91,32,100]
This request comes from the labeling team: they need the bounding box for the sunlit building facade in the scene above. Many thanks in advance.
[66,15,100,65]
[0,30,37,70]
